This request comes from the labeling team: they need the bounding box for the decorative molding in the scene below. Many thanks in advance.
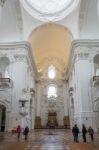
[0,41,38,77]
[72,40,99,49]
[14,0,23,39]
[14,54,26,62]
[0,0,6,7]
[67,39,99,79]
[75,52,89,60]
[79,0,89,33]
[20,0,80,22]
[0,98,11,110]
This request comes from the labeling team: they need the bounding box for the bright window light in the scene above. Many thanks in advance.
[47,85,57,98]
[48,65,56,79]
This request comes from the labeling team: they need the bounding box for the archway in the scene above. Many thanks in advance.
[28,23,73,128]
[94,54,99,76]
[0,104,6,132]
[28,23,73,75]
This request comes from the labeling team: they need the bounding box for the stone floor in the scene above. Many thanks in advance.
[0,129,99,150]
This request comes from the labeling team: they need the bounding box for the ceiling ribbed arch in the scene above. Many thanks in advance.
[29,23,73,76]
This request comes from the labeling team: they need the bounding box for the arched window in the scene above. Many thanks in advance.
[0,57,10,77]
[47,85,57,98]
[48,65,56,79]
[94,54,99,76]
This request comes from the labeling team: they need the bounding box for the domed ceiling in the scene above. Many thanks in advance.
[29,23,73,76]
[21,0,80,21]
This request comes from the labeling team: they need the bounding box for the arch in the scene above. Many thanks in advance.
[47,84,57,99]
[28,23,73,39]
[21,0,80,22]
[94,54,99,76]
[0,57,10,78]
[0,99,10,111]
[28,23,73,77]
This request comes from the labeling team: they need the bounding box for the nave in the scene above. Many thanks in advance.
[0,129,99,150]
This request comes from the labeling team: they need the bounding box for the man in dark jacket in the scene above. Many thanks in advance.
[82,124,87,142]
[72,124,79,142]
[23,126,29,141]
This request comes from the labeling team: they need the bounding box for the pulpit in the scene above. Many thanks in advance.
[47,112,58,128]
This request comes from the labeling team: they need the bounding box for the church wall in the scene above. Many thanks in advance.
[69,40,99,131]
[0,42,37,131]
[0,0,23,42]
[79,0,99,39]
[35,78,69,128]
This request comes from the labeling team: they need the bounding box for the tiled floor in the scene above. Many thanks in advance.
[0,129,99,150]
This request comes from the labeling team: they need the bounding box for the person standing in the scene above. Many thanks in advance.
[16,125,21,141]
[82,124,87,142]
[72,124,79,143]
[23,126,29,141]
[88,126,94,142]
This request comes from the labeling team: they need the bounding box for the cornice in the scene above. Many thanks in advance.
[0,41,38,76]
[71,39,99,50]
[66,39,99,80]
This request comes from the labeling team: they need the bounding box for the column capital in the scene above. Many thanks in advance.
[14,54,27,62]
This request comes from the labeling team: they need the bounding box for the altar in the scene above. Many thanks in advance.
[47,112,58,128]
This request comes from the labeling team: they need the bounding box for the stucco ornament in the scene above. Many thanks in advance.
[20,0,80,21]
[0,0,6,7]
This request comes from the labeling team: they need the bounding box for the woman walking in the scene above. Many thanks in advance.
[16,125,21,141]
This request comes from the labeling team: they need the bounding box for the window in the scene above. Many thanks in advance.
[47,85,57,98]
[94,54,99,76]
[48,65,56,79]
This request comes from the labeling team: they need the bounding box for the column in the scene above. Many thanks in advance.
[10,54,28,128]
[35,80,41,128]
[97,0,99,20]
[31,92,35,129]
[74,51,92,130]
[5,109,10,131]
[63,81,68,116]
[63,81,70,128]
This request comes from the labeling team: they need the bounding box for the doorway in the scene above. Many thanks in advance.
[0,105,6,132]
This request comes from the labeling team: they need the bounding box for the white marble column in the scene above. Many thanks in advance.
[10,54,28,128]
[31,93,35,129]
[5,110,10,131]
[11,55,28,101]
[36,81,41,116]
[97,0,99,20]
[63,81,68,116]
[34,80,41,128]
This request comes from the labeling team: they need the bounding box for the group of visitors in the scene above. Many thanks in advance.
[16,125,29,141]
[72,124,94,143]
[16,123,94,143]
